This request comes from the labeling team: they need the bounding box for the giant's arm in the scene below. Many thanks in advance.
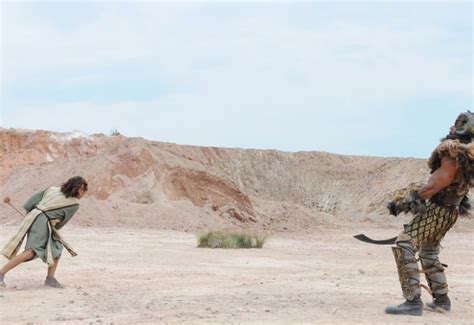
[418,157,459,200]
[387,157,459,216]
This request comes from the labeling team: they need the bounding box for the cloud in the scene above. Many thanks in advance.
[3,2,470,95]
[1,1,472,157]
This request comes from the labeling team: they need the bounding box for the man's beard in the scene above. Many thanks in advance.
[441,133,472,144]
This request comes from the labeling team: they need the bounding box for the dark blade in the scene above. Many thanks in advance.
[353,234,397,245]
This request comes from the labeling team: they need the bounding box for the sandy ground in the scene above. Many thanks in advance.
[0,224,473,324]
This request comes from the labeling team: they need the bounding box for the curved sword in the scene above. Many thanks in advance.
[353,234,397,245]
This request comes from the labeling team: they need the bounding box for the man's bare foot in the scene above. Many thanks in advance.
[0,271,5,286]
[44,276,64,288]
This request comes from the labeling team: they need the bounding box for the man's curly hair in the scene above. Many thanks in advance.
[61,176,88,198]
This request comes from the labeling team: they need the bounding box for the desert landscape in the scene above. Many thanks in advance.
[1,128,473,324]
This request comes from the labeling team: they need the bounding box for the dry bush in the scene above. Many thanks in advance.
[197,231,266,249]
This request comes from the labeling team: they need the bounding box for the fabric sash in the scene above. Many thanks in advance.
[2,187,78,265]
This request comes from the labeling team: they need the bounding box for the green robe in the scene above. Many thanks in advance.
[24,191,79,263]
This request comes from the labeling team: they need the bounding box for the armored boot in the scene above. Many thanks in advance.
[425,293,451,312]
[419,246,450,312]
[385,295,423,316]
[386,239,423,316]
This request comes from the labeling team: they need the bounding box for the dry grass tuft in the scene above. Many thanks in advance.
[197,231,266,249]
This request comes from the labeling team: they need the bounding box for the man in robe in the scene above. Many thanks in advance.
[1,176,88,288]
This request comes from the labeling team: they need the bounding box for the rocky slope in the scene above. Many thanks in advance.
[0,128,432,232]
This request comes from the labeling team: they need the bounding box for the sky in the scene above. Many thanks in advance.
[0,1,472,158]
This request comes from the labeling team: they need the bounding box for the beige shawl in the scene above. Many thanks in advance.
[2,187,78,265]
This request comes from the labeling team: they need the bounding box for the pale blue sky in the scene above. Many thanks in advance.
[1,1,472,158]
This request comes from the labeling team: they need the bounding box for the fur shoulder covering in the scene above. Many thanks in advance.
[428,140,474,171]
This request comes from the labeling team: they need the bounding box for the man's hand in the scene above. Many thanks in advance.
[409,191,427,215]
[387,191,426,216]
[387,201,400,216]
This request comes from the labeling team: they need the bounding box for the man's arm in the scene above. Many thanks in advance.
[418,157,459,200]
[387,157,459,216]
[54,205,79,230]
[23,190,45,212]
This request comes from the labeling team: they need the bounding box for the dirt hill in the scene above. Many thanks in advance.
[0,128,430,232]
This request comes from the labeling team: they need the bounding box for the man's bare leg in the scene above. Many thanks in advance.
[44,258,63,288]
[0,249,36,285]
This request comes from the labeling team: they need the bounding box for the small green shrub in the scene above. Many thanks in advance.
[197,231,266,249]
[110,128,121,136]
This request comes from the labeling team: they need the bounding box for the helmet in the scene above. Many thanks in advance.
[453,111,474,136]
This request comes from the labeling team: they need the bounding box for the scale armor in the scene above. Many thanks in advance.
[390,116,474,303]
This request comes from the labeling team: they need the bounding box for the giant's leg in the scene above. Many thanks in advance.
[385,233,423,316]
[417,204,458,312]
[420,246,451,311]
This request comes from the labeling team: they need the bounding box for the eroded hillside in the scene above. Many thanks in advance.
[0,128,430,231]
